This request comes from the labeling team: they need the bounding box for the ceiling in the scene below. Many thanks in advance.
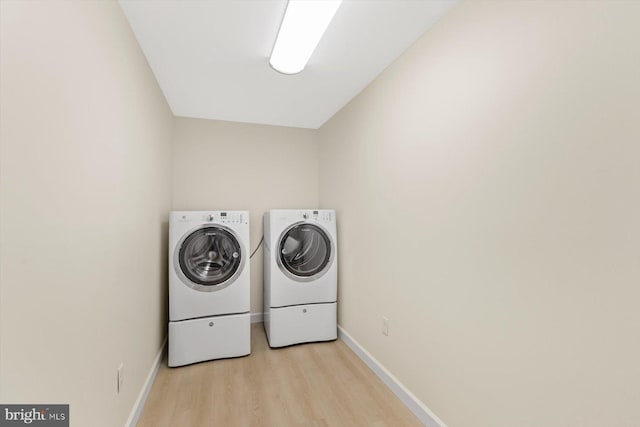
[119,0,457,129]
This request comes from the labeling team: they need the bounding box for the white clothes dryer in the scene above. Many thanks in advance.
[263,209,337,347]
[168,211,250,366]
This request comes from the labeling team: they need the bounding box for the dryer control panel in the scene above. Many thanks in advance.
[203,212,245,224]
[300,210,333,222]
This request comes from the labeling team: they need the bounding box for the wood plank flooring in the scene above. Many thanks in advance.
[137,323,422,427]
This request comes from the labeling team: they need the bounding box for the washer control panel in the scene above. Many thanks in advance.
[203,212,245,224]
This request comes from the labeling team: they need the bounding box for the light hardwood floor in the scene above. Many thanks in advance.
[137,323,422,427]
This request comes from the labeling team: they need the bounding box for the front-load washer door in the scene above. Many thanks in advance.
[277,222,334,282]
[175,225,245,292]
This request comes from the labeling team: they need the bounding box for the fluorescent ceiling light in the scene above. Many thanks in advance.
[269,0,342,75]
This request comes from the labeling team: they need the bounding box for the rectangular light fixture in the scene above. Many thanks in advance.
[269,0,342,75]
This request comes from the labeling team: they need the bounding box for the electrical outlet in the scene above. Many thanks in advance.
[382,317,389,336]
[117,363,124,393]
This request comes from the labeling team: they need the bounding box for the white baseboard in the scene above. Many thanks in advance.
[337,326,446,427]
[250,312,263,323]
[124,336,167,427]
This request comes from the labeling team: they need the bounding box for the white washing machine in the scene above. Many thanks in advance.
[168,211,250,367]
[263,209,337,347]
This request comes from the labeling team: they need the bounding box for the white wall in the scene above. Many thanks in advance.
[0,2,173,426]
[318,1,640,426]
[171,117,318,314]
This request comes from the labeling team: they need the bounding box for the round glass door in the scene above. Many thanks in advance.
[278,223,333,281]
[177,226,243,291]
